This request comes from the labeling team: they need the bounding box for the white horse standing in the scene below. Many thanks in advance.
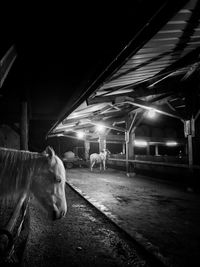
[90,149,110,171]
[0,146,67,220]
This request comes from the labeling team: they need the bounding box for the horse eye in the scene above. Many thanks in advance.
[55,177,62,183]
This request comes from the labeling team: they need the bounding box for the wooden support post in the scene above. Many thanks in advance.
[84,140,90,160]
[184,118,195,167]
[188,134,193,167]
[122,143,125,154]
[184,118,195,190]
[147,143,150,155]
[125,131,129,173]
[99,135,106,152]
[126,131,135,174]
[126,112,138,175]
[20,101,28,150]
[155,144,159,156]
[129,133,134,159]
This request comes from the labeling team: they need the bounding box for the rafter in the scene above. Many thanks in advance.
[115,96,184,120]
[88,86,174,105]
[90,121,126,132]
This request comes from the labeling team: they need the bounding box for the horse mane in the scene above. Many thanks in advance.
[0,147,48,200]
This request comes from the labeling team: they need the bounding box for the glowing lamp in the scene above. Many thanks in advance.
[96,124,105,133]
[77,131,85,139]
[166,141,177,146]
[146,109,156,119]
[134,140,148,147]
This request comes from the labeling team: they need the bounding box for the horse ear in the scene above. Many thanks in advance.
[45,146,55,159]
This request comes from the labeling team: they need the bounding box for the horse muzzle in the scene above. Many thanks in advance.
[52,209,66,220]
[52,197,67,220]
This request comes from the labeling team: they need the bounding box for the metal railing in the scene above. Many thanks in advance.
[108,157,200,170]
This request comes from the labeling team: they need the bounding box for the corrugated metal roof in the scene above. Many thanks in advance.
[95,0,199,93]
[50,0,200,139]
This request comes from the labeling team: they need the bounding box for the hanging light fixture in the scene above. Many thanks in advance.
[166,141,177,146]
[96,124,105,133]
[146,109,157,119]
[134,140,148,147]
[77,131,85,139]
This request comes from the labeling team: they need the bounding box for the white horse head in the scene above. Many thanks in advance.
[31,146,67,220]
[102,148,111,157]
[0,146,67,221]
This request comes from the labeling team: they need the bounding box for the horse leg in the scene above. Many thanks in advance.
[100,162,102,171]
[103,160,106,171]
[91,161,95,171]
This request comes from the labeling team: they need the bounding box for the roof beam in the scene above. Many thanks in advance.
[115,96,184,120]
[106,117,126,124]
[61,110,128,127]
[90,121,126,132]
[88,86,173,105]
[91,108,135,120]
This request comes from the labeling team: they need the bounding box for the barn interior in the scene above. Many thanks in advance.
[1,0,200,179]
[1,1,200,267]
[46,0,200,181]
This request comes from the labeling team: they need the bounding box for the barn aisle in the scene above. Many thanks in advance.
[22,184,151,267]
[66,168,200,267]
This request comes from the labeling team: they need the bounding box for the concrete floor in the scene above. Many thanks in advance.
[23,185,150,267]
[66,167,200,267]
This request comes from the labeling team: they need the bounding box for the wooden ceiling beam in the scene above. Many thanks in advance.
[88,86,173,105]
[61,110,128,126]
[106,117,126,124]
[115,96,184,120]
[90,121,126,132]
[91,108,135,120]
